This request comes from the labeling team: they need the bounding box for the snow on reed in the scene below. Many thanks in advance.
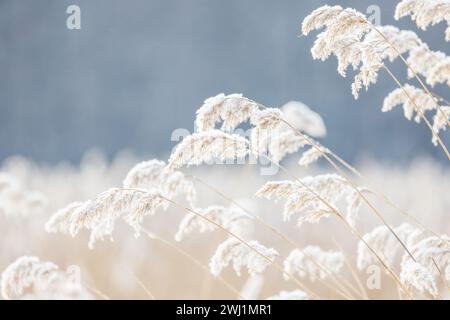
[303,5,449,147]
[383,85,448,146]
[209,237,278,277]
[283,246,344,282]
[400,261,439,297]
[46,188,165,248]
[123,159,196,208]
[382,84,436,123]
[356,223,424,271]
[1,256,90,300]
[168,130,249,170]
[174,205,252,241]
[399,235,450,297]
[302,6,423,99]
[194,93,329,166]
[395,0,450,41]
[195,93,259,132]
[256,174,368,227]
[433,107,450,145]
[406,46,450,87]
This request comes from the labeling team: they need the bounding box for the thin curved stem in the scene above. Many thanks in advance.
[158,195,319,298]
[188,174,359,299]
[85,283,110,300]
[141,228,243,299]
[258,154,413,298]
[370,25,450,127]
[134,276,156,299]
[382,65,450,159]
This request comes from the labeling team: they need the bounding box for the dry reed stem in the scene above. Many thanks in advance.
[302,6,450,157]
[369,21,450,127]
[322,139,447,247]
[196,95,417,295]
[250,101,419,263]
[189,174,361,299]
[141,228,243,299]
[259,154,414,298]
[85,283,110,300]
[154,195,319,299]
[381,65,450,159]
[332,239,369,300]
[134,276,156,299]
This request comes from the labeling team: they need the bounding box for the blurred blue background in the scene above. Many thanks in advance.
[0,0,449,164]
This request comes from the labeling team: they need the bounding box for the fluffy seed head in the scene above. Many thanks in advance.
[195,93,259,132]
[168,130,249,170]
[395,0,450,41]
[174,205,252,241]
[209,237,278,277]
[256,174,366,227]
[357,223,424,271]
[45,188,165,248]
[1,256,90,300]
[283,246,344,282]
[382,84,436,123]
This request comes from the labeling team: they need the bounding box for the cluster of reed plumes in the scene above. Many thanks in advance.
[302,2,450,151]
[0,2,449,300]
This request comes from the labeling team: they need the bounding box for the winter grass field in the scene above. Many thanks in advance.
[1,1,450,300]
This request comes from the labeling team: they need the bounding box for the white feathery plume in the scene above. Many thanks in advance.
[123,159,196,208]
[406,45,450,87]
[0,172,47,217]
[281,101,327,137]
[167,130,249,170]
[350,26,422,99]
[1,256,91,300]
[362,25,423,63]
[250,107,312,164]
[195,93,259,132]
[302,6,425,98]
[432,106,450,146]
[122,159,166,189]
[250,108,284,131]
[301,5,346,35]
[401,235,450,280]
[195,93,228,132]
[255,174,367,227]
[298,146,329,167]
[174,205,252,241]
[356,223,424,271]
[302,6,371,98]
[400,261,439,298]
[209,237,278,277]
[267,290,310,300]
[45,188,165,248]
[268,130,309,164]
[195,95,325,165]
[382,84,436,123]
[395,0,450,41]
[283,246,344,282]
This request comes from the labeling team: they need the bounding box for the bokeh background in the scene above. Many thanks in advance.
[1,0,449,164]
